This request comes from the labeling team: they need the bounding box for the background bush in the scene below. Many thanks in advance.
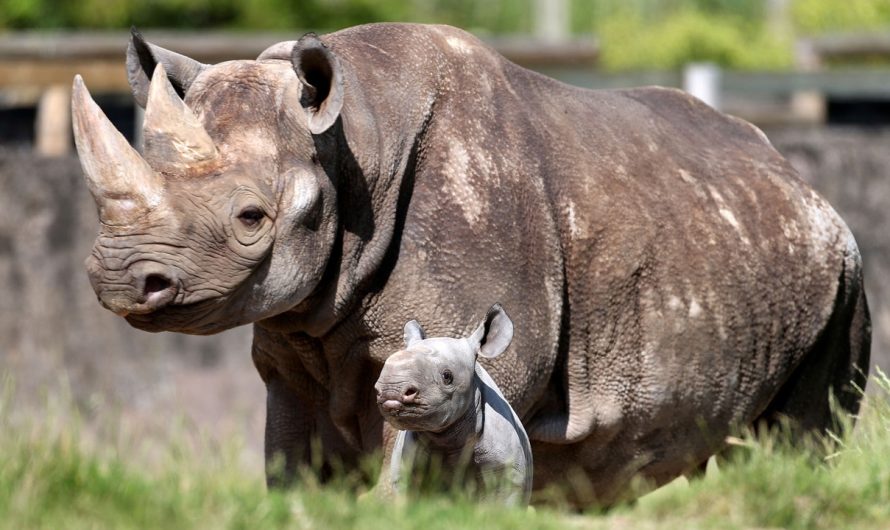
[2,0,890,70]
[595,7,791,70]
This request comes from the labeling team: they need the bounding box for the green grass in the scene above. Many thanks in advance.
[2,370,889,529]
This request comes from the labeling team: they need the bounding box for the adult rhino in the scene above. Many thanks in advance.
[72,23,870,506]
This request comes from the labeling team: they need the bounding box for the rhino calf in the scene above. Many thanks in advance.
[375,304,532,505]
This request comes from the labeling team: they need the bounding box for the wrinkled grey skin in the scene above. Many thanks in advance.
[73,23,870,506]
[376,304,532,505]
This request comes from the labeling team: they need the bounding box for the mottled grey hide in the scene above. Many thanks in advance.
[376,305,532,505]
[72,23,870,506]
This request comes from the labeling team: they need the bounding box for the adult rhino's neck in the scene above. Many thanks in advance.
[260,26,442,338]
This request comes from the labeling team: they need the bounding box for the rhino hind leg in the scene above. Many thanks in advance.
[754,253,871,442]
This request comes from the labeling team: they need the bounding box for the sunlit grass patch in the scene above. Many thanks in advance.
[1,370,888,529]
[623,368,890,529]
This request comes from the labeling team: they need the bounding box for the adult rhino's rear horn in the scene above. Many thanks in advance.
[142,62,218,174]
[71,75,163,225]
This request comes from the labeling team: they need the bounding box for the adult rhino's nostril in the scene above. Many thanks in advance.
[144,274,172,295]
[138,272,178,312]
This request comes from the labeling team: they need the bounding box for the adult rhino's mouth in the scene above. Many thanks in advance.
[119,250,271,335]
[124,291,249,335]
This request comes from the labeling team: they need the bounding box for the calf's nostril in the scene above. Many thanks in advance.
[402,386,418,402]
[144,274,172,295]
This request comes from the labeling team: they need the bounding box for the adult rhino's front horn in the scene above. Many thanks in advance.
[71,75,163,226]
[142,62,218,174]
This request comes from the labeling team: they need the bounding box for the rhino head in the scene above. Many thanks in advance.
[73,31,346,334]
[374,304,514,432]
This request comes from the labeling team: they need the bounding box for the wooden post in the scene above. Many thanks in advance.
[35,84,71,157]
[792,39,826,124]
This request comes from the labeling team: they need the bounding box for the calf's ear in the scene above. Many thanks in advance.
[468,304,514,359]
[127,27,206,108]
[403,320,426,347]
[291,33,344,134]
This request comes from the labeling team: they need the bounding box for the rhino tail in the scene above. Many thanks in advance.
[752,235,870,439]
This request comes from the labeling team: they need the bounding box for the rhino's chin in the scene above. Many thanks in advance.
[381,405,448,432]
[124,299,250,335]
[126,315,234,335]
[384,416,430,432]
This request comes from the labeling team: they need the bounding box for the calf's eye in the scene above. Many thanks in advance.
[238,207,265,227]
[442,369,453,385]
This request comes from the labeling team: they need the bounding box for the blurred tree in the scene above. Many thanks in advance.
[792,0,890,34]
[0,0,532,31]
[3,0,890,71]
[592,2,791,70]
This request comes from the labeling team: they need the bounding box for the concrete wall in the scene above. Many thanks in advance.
[0,127,887,450]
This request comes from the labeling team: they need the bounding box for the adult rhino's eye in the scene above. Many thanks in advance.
[237,207,265,227]
[442,369,454,385]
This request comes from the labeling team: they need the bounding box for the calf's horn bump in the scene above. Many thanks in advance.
[71,74,163,223]
[143,62,218,173]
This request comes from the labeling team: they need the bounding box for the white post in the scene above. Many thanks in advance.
[683,63,721,110]
[534,0,569,43]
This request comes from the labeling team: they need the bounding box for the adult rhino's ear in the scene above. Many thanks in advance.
[468,304,514,359]
[291,33,344,135]
[127,27,206,108]
[403,320,426,347]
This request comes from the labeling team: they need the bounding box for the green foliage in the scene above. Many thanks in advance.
[4,0,890,72]
[596,7,791,71]
[1,370,889,529]
[792,0,890,35]
[0,0,532,31]
[582,0,890,70]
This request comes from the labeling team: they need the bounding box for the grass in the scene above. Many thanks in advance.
[1,370,889,529]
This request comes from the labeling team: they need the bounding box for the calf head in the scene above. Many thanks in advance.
[375,304,514,432]
[73,31,343,334]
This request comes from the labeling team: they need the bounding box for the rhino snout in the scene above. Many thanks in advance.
[89,257,179,316]
[375,382,419,413]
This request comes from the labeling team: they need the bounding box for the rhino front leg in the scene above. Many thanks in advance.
[264,375,314,488]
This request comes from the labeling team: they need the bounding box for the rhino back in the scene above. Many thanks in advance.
[494,52,858,488]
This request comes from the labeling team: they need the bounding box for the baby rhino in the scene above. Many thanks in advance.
[375,304,532,505]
